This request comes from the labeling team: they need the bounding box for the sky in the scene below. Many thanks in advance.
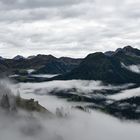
[0,0,140,58]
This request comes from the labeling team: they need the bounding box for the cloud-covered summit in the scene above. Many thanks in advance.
[0,0,140,58]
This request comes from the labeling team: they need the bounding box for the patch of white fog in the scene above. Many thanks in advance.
[8,74,19,78]
[13,80,133,110]
[27,69,35,74]
[18,91,73,113]
[121,62,140,74]
[17,80,133,96]
[0,79,140,140]
[9,74,59,78]
[1,103,140,140]
[31,74,59,78]
[108,87,140,100]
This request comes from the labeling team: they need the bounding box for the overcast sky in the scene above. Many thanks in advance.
[0,0,140,58]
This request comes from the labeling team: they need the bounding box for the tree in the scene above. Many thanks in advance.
[1,94,10,110]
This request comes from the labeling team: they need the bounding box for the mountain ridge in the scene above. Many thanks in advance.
[1,45,140,84]
[0,55,82,76]
[52,46,140,84]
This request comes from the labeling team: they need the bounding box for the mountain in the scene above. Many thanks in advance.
[27,55,36,59]
[1,46,140,84]
[13,55,25,61]
[54,46,140,84]
[113,46,140,65]
[0,59,9,76]
[0,55,82,76]
[105,45,140,57]
[33,57,82,74]
[0,56,5,60]
[116,45,140,57]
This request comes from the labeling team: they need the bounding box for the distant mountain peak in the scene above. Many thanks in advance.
[104,51,115,56]
[123,45,133,50]
[55,46,140,83]
[105,46,140,57]
[115,45,134,53]
[116,46,140,57]
[37,54,55,57]
[13,55,25,60]
[27,55,36,59]
[0,56,5,60]
[87,52,105,58]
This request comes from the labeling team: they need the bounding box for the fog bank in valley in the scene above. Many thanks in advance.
[17,80,133,96]
[0,79,140,140]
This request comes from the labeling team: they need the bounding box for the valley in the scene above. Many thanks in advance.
[0,46,140,140]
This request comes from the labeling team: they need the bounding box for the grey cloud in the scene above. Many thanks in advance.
[0,0,140,58]
[0,0,94,9]
[0,1,95,22]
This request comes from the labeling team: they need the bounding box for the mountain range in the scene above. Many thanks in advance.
[1,45,140,84]
[55,46,140,83]
[0,55,82,76]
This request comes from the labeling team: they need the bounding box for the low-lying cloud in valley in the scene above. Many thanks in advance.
[0,79,140,140]
[17,80,133,95]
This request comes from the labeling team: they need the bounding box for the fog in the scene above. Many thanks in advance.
[121,63,140,74]
[16,80,133,96]
[30,74,59,78]
[108,87,140,100]
[0,79,140,140]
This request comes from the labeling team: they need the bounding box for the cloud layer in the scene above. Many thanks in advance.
[0,0,140,58]
[1,79,140,140]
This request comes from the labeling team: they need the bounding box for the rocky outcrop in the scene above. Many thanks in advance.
[0,94,48,113]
